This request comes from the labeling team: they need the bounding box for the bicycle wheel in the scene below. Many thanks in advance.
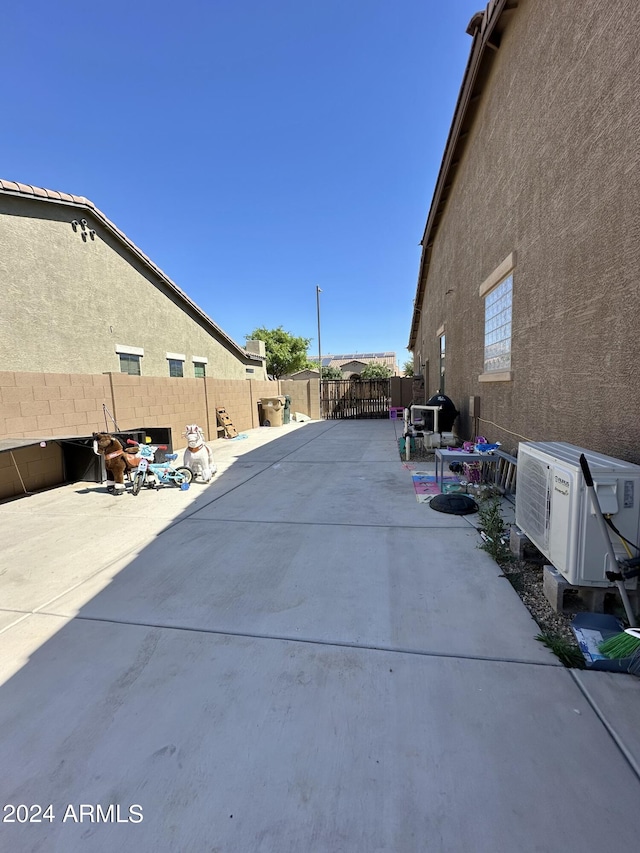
[173,466,193,487]
[131,471,145,496]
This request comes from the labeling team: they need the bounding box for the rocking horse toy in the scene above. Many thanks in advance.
[92,432,141,495]
[183,424,217,483]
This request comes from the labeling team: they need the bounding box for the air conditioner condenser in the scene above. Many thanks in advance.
[515,442,640,587]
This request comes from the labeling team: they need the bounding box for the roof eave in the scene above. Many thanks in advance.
[408,0,514,351]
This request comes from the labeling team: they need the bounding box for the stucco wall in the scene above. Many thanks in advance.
[415,0,640,462]
[0,196,261,379]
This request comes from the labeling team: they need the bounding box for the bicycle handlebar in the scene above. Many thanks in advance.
[126,438,168,450]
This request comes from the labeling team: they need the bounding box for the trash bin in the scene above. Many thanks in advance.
[283,395,291,424]
[259,396,285,427]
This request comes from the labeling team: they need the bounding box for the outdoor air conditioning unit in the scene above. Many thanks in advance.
[515,442,640,587]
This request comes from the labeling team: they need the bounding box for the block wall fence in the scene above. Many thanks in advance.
[0,371,320,445]
[0,374,416,499]
[0,372,321,500]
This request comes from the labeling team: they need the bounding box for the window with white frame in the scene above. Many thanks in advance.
[166,352,185,378]
[115,344,143,375]
[478,253,515,382]
[192,356,208,379]
[119,353,141,375]
[483,274,512,373]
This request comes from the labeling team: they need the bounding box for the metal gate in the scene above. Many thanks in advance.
[321,379,391,419]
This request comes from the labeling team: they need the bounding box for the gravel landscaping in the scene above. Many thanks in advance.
[498,558,582,650]
[399,443,630,667]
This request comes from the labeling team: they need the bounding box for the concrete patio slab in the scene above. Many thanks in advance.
[0,460,272,520]
[190,460,474,528]
[280,438,402,463]
[0,512,157,612]
[1,419,639,853]
[572,669,640,774]
[211,420,332,458]
[0,615,637,852]
[45,520,555,664]
[0,609,29,633]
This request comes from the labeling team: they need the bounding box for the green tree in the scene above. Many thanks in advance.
[303,361,343,378]
[359,362,393,379]
[402,360,414,377]
[247,326,311,379]
[318,365,343,379]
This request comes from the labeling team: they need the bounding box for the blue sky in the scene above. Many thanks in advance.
[2,0,480,368]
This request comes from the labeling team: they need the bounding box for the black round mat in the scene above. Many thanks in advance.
[429,494,478,515]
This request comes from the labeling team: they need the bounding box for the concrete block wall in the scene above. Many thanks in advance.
[0,441,64,501]
[110,374,208,449]
[0,371,320,500]
[210,379,257,434]
[0,371,317,448]
[281,379,320,421]
[0,371,111,439]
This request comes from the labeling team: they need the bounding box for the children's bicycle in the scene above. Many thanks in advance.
[126,440,193,495]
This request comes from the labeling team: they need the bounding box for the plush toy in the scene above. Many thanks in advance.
[183,424,217,483]
[92,432,140,495]
[475,441,502,454]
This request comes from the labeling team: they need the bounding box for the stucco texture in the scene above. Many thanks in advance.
[414,0,640,462]
[0,196,257,380]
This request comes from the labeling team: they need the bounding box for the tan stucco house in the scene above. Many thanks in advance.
[285,368,320,381]
[0,180,266,381]
[339,360,368,378]
[409,0,640,463]
[309,352,399,376]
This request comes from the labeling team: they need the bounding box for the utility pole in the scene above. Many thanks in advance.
[316,286,322,419]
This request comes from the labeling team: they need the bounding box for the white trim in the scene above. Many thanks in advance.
[166,352,186,361]
[478,371,513,382]
[115,344,144,356]
[191,355,208,364]
[436,324,445,338]
[479,252,516,298]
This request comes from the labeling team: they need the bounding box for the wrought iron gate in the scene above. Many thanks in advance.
[321,379,391,419]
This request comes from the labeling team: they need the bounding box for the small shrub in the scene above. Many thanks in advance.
[477,496,513,565]
[535,633,585,668]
